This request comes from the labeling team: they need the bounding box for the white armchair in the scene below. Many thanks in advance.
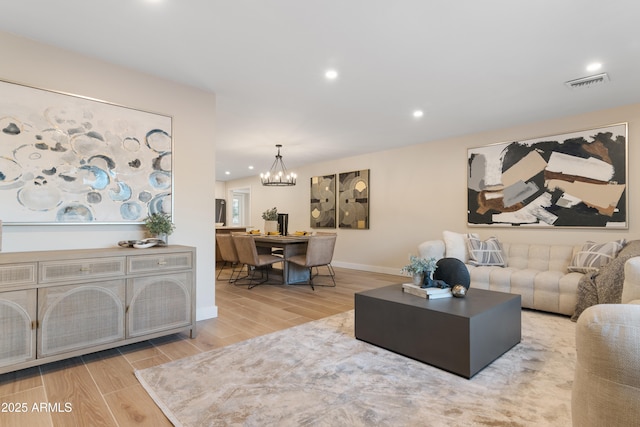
[572,303,640,426]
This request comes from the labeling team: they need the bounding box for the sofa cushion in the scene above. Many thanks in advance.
[466,236,505,266]
[442,231,478,262]
[568,239,626,273]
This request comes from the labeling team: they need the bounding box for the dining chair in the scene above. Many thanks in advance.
[287,234,337,290]
[215,233,244,283]
[232,234,284,289]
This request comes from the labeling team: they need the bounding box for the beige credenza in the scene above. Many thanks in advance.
[0,245,196,374]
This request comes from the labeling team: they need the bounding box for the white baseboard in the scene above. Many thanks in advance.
[332,261,402,277]
[197,305,218,321]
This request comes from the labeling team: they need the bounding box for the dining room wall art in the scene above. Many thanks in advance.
[339,169,369,229]
[467,123,627,228]
[310,174,336,228]
[0,79,173,224]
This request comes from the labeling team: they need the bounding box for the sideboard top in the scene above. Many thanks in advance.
[0,245,196,264]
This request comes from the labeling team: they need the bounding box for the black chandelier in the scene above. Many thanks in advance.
[260,144,297,186]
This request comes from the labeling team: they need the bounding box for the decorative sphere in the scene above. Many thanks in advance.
[452,284,467,298]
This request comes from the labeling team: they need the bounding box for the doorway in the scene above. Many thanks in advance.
[228,187,251,226]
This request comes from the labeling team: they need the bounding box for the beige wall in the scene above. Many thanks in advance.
[225,102,640,275]
[0,31,217,320]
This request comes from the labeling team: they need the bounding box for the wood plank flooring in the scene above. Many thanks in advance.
[0,266,402,426]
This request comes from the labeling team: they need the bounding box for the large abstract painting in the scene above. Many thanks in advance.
[339,169,369,229]
[0,79,172,224]
[310,174,336,228]
[468,123,627,228]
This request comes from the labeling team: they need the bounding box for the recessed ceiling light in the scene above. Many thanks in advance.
[325,69,339,80]
[225,171,230,175]
[413,110,424,118]
[248,165,254,170]
[586,62,602,72]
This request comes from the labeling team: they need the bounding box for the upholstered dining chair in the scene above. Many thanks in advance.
[216,233,244,283]
[232,234,284,289]
[287,234,337,290]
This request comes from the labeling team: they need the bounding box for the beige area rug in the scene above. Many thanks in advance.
[135,309,576,427]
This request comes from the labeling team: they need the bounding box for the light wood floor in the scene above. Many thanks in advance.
[0,266,402,426]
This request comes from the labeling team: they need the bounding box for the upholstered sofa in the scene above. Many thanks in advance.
[571,265,640,426]
[418,232,629,317]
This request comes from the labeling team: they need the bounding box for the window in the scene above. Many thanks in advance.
[229,187,250,226]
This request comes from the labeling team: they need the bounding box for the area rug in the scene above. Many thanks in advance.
[135,309,576,426]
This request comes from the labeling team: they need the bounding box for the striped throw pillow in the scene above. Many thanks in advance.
[466,236,505,266]
[568,240,626,273]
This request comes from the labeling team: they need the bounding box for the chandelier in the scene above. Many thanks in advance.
[260,144,297,186]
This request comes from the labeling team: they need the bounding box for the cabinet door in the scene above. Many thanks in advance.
[127,272,192,338]
[0,289,36,368]
[38,280,126,358]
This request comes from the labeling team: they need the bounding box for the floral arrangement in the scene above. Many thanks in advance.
[401,255,437,276]
[143,212,175,236]
[262,207,278,221]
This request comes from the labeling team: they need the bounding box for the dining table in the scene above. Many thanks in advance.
[252,235,310,284]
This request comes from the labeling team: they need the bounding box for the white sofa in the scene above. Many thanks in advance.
[418,237,583,316]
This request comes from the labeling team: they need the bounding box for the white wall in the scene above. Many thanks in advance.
[0,31,217,320]
[226,103,640,275]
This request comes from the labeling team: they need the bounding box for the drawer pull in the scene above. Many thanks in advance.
[80,267,91,272]
[158,261,167,265]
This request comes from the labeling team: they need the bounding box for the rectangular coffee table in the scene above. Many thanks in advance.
[355,284,521,378]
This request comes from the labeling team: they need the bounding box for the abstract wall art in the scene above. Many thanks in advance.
[468,123,627,228]
[310,174,336,228]
[339,169,369,229]
[0,79,172,224]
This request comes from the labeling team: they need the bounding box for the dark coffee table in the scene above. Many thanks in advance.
[354,284,521,378]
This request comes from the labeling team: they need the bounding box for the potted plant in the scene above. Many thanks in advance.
[401,255,437,286]
[262,207,279,233]
[143,212,175,244]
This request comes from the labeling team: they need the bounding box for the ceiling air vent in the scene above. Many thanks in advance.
[565,73,610,90]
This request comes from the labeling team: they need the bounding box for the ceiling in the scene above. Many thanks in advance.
[1,1,639,182]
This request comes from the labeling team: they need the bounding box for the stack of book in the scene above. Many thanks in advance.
[402,283,453,299]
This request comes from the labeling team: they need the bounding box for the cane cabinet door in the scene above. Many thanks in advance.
[37,280,126,358]
[0,289,37,368]
[127,272,192,338]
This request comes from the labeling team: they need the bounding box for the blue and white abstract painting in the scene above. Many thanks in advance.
[0,79,172,224]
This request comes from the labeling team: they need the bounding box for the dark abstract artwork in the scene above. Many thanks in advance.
[0,79,172,224]
[310,174,336,228]
[339,169,369,229]
[468,123,627,228]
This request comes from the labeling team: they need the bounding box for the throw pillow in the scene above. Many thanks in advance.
[442,230,479,262]
[466,236,505,266]
[568,239,627,273]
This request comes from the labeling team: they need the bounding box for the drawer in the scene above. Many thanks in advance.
[128,252,193,274]
[39,257,126,283]
[0,263,37,289]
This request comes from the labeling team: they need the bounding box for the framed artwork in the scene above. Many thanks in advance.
[310,174,336,228]
[0,79,172,224]
[339,169,369,229]
[467,123,627,228]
